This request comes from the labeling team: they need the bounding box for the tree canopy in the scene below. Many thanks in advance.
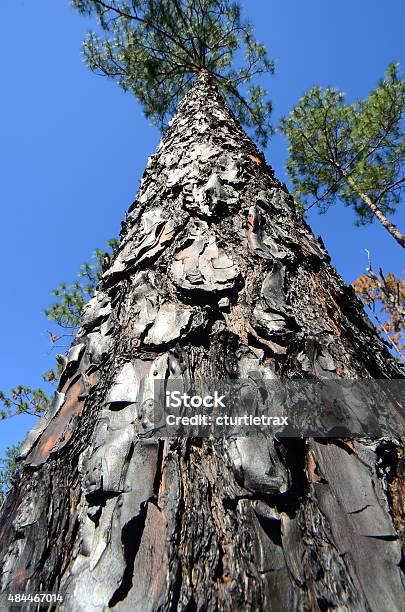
[281,63,405,247]
[71,0,274,146]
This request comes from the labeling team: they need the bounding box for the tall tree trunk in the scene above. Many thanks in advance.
[340,168,405,249]
[1,71,404,611]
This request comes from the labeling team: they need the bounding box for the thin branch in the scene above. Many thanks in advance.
[91,0,199,66]
[374,177,405,205]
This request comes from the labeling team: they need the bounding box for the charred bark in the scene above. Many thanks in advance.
[0,71,404,611]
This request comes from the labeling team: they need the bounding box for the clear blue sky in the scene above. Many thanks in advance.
[1,0,404,458]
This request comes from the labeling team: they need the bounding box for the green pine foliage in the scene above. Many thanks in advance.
[71,0,274,146]
[0,388,49,421]
[0,444,21,507]
[281,64,404,242]
[0,239,117,421]
[45,239,118,329]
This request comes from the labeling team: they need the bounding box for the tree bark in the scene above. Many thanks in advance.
[0,71,404,611]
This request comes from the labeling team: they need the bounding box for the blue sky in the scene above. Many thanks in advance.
[0,0,404,458]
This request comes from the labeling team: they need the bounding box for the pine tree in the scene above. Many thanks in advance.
[281,64,405,248]
[0,70,404,611]
[71,0,274,146]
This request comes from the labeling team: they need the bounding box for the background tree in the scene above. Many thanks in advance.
[280,63,405,247]
[0,387,49,421]
[72,0,274,146]
[0,445,21,508]
[0,239,117,421]
[44,238,118,329]
[353,262,404,363]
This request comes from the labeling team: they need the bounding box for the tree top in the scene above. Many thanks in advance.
[71,0,274,146]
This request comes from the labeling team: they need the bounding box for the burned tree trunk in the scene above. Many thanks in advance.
[1,71,404,611]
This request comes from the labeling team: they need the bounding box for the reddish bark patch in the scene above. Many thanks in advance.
[246,212,255,253]
[25,373,95,466]
[307,450,321,483]
[13,567,28,588]
[249,154,264,165]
